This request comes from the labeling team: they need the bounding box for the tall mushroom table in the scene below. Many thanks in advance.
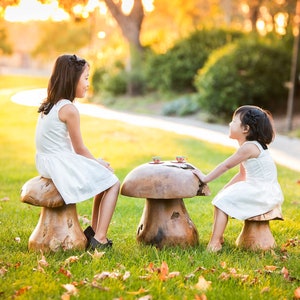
[120,161,210,249]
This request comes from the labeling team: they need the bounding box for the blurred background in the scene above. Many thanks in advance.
[0,0,299,131]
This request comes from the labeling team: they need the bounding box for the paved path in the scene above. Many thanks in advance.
[11,88,300,172]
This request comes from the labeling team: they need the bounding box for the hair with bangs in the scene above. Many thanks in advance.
[233,105,275,148]
[38,54,88,114]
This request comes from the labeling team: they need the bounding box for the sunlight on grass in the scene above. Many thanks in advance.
[0,75,299,300]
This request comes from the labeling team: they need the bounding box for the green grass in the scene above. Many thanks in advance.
[0,75,299,300]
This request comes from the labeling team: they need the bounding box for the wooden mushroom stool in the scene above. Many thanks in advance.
[121,161,210,249]
[235,206,283,251]
[21,176,87,252]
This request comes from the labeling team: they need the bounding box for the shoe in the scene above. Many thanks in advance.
[83,226,95,243]
[88,236,113,250]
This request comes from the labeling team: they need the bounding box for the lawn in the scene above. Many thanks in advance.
[0,75,299,300]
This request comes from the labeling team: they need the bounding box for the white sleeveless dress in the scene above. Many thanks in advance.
[35,99,119,204]
[212,141,284,220]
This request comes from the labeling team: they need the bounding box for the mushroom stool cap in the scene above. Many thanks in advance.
[247,205,284,221]
[21,176,64,208]
[121,162,210,199]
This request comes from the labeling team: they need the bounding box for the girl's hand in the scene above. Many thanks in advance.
[192,169,206,183]
[98,158,114,172]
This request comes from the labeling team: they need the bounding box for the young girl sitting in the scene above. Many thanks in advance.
[35,54,120,250]
[192,105,284,252]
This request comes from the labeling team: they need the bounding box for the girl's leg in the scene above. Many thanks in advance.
[207,206,228,252]
[93,181,120,244]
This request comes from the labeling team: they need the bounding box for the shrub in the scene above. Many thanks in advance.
[91,67,106,94]
[194,35,292,120]
[145,28,244,93]
[92,61,127,96]
[162,95,199,116]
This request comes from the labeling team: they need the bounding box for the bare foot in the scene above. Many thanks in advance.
[207,242,222,252]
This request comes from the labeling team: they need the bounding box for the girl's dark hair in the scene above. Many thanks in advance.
[38,54,88,114]
[233,105,275,148]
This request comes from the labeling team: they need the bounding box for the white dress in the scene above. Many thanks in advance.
[212,141,284,220]
[35,99,119,204]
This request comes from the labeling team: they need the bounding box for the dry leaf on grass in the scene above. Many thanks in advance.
[58,267,72,278]
[195,294,207,300]
[195,276,212,292]
[264,265,278,272]
[0,267,8,277]
[127,287,149,295]
[87,249,105,259]
[159,261,169,281]
[294,287,300,299]
[62,283,78,296]
[138,295,152,300]
[0,197,10,202]
[62,255,83,266]
[13,286,32,297]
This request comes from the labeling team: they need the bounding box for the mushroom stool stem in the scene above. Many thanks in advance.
[235,206,283,251]
[29,204,86,252]
[21,176,87,252]
[235,220,275,250]
[137,198,199,249]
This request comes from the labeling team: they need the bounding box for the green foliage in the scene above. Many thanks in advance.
[0,25,12,55]
[162,94,199,116]
[194,34,292,120]
[32,21,90,60]
[92,61,127,96]
[144,28,244,93]
[1,75,300,300]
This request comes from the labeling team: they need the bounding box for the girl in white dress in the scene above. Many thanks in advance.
[193,105,283,252]
[35,54,120,250]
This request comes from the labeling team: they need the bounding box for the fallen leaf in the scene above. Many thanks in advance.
[14,237,21,243]
[62,283,78,296]
[14,286,32,296]
[123,271,130,281]
[94,271,121,280]
[138,295,152,300]
[294,287,300,299]
[168,271,180,278]
[261,287,270,293]
[0,267,7,277]
[195,276,212,291]
[87,249,105,259]
[91,280,110,291]
[0,197,9,202]
[38,251,49,267]
[195,294,207,300]
[127,287,149,295]
[58,267,72,278]
[61,293,70,300]
[281,267,289,280]
[159,261,169,281]
[63,255,80,266]
[264,265,277,272]
[219,272,230,281]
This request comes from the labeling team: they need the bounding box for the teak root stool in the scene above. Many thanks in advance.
[121,161,210,249]
[21,176,87,252]
[235,206,283,251]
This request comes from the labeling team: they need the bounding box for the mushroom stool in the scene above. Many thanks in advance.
[235,206,283,251]
[21,176,87,252]
[121,161,210,249]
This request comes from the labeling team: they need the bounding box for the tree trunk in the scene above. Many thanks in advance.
[104,0,145,95]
